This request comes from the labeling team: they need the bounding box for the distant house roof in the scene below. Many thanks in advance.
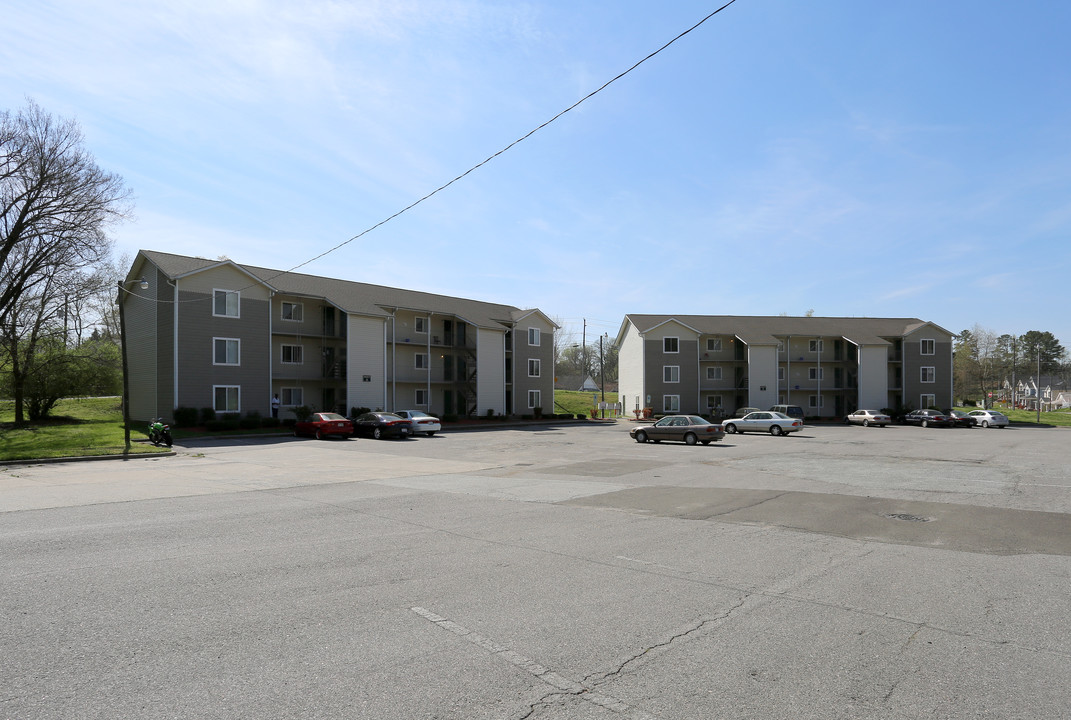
[133,249,557,331]
[616,314,951,346]
[555,374,599,391]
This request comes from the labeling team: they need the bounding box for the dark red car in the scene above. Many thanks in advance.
[295,412,354,439]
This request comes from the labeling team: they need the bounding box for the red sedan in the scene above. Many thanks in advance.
[295,412,354,440]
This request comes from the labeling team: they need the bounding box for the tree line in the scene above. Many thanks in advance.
[953,326,1068,404]
[1,100,131,425]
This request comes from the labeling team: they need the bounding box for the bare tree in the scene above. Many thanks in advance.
[1,100,131,329]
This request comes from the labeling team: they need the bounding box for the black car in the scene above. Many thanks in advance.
[945,410,975,428]
[350,412,413,439]
[903,409,954,428]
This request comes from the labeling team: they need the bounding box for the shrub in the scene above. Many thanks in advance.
[282,418,296,428]
[350,406,371,418]
[173,407,198,427]
[293,405,314,422]
[200,407,216,424]
[442,414,458,423]
[261,417,281,428]
[239,412,261,430]
[206,419,240,432]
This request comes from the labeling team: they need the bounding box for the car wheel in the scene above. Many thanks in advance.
[921,420,929,428]
[634,430,647,443]
[725,423,737,434]
[769,425,783,436]
[684,433,698,446]
[426,431,436,437]
[373,427,383,440]
[982,420,989,428]
[863,419,870,427]
[315,429,324,440]
[701,440,711,445]
[879,424,886,428]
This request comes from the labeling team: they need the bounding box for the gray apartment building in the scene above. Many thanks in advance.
[121,250,556,424]
[615,314,954,418]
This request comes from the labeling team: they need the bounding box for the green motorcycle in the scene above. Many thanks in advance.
[147,418,173,448]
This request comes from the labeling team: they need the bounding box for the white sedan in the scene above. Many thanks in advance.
[967,410,1009,428]
[392,410,442,436]
[846,409,890,427]
[722,411,802,436]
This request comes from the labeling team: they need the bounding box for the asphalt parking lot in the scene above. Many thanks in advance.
[2,421,1070,718]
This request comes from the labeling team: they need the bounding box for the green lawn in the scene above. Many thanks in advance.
[964,405,1071,427]
[553,389,619,417]
[0,397,169,462]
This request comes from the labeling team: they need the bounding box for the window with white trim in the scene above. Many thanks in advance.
[664,366,680,383]
[280,302,303,322]
[213,338,239,366]
[415,353,428,369]
[528,390,541,409]
[214,385,240,413]
[281,344,303,364]
[920,366,935,383]
[415,389,428,406]
[778,367,786,381]
[707,338,722,352]
[663,395,680,413]
[809,395,824,408]
[280,387,302,406]
[920,339,935,355]
[415,317,427,333]
[809,367,824,380]
[528,328,540,346]
[777,341,784,353]
[707,395,723,409]
[920,394,936,408]
[706,367,722,380]
[528,358,541,377]
[664,337,679,353]
[213,289,239,318]
[809,339,824,353]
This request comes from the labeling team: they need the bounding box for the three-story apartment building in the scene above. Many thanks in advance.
[616,315,954,417]
[122,250,556,423]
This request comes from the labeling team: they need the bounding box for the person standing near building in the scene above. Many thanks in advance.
[271,394,281,418]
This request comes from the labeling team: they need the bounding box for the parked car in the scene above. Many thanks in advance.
[295,412,354,440]
[629,415,725,445]
[903,409,953,428]
[392,410,441,436]
[845,409,890,427]
[770,404,805,421]
[945,410,975,428]
[350,412,413,439]
[723,411,802,436]
[967,409,1009,428]
[731,407,761,418]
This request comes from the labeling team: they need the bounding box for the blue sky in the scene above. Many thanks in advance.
[4,1,1070,350]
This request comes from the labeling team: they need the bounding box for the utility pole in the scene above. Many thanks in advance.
[599,333,606,418]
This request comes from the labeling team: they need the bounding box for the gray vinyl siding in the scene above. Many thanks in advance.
[126,273,159,424]
[644,337,699,414]
[514,319,554,413]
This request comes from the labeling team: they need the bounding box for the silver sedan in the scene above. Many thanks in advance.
[722,411,802,436]
[846,409,890,427]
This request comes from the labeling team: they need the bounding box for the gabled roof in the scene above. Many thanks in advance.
[136,249,540,330]
[617,314,951,347]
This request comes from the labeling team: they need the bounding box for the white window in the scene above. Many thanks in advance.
[920,394,936,408]
[280,302,303,322]
[213,337,239,366]
[213,385,240,413]
[663,395,680,413]
[809,395,824,408]
[281,344,303,364]
[777,341,784,353]
[213,289,239,318]
[809,339,824,353]
[664,337,679,353]
[778,367,786,381]
[415,389,428,406]
[706,367,722,380]
[528,327,540,346]
[809,367,824,380]
[707,395,723,409]
[664,366,680,383]
[280,387,302,406]
[921,367,935,383]
[415,317,427,333]
[921,339,935,355]
[528,359,541,377]
[528,389,541,409]
[415,353,428,369]
[707,338,722,352]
